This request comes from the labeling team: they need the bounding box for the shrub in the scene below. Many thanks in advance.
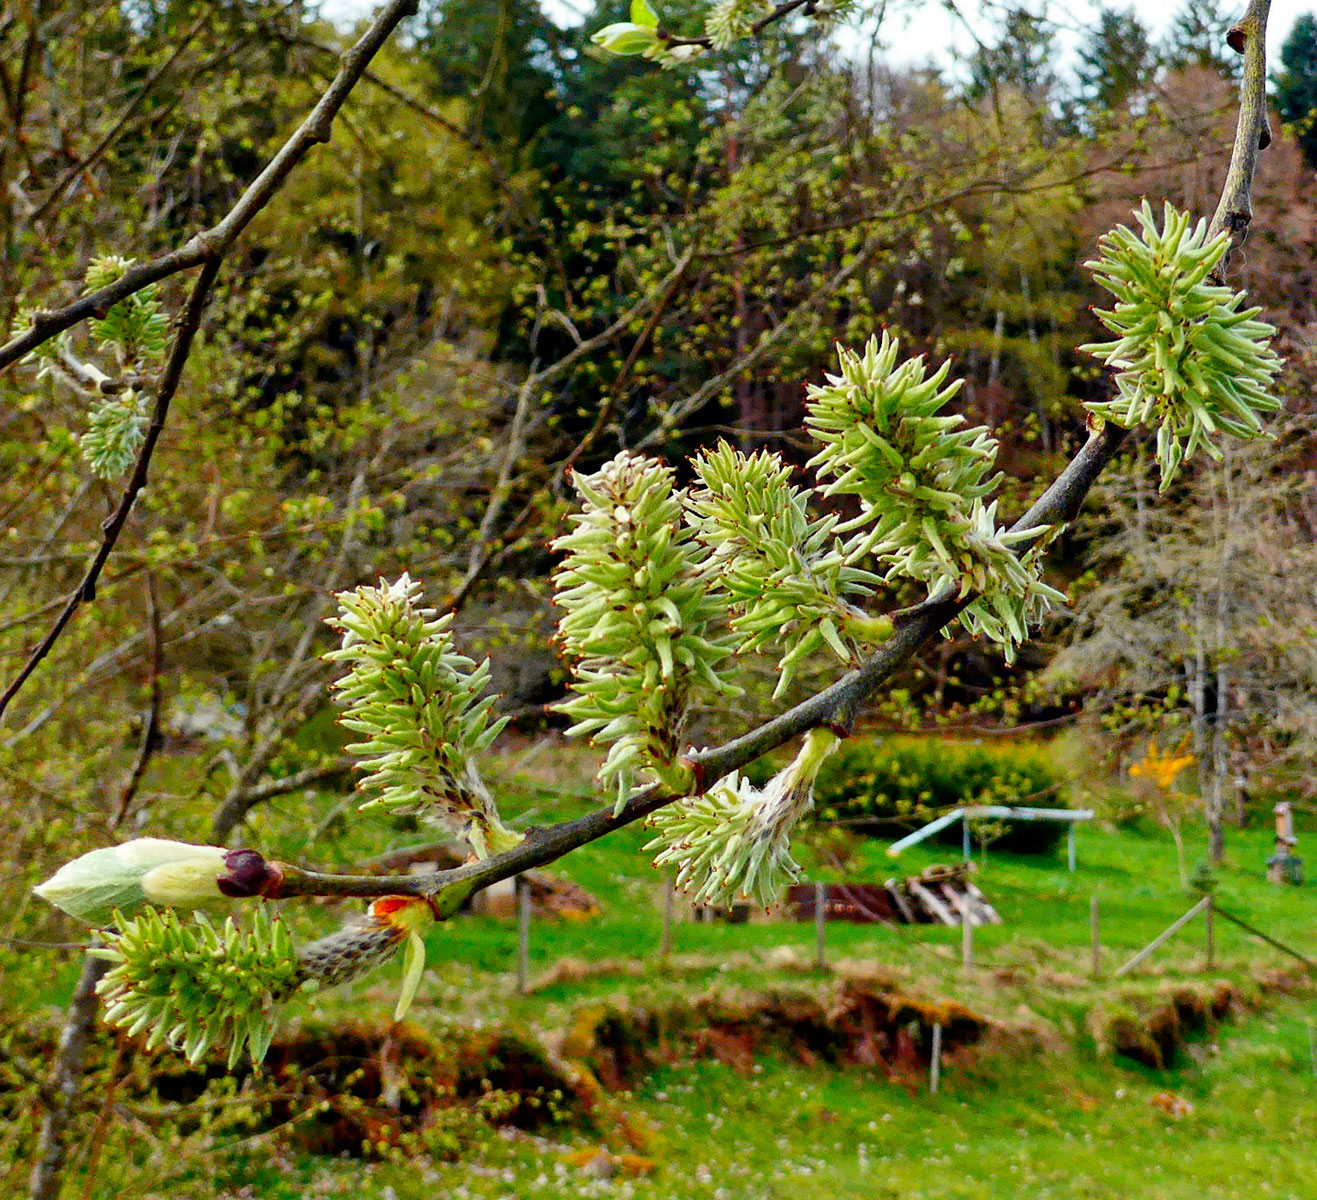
[811,737,1070,855]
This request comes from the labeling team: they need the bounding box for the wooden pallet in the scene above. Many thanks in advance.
[788,865,1001,927]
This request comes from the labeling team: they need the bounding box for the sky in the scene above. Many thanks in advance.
[317,0,1314,74]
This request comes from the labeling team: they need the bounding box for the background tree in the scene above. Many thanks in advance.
[1044,416,1317,862]
[1076,7,1159,114]
[1273,12,1317,169]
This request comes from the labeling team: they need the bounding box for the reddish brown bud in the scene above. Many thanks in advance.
[217,848,283,897]
[1227,24,1246,53]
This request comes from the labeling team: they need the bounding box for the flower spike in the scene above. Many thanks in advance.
[326,575,520,858]
[647,727,841,907]
[551,452,738,810]
[1081,201,1282,489]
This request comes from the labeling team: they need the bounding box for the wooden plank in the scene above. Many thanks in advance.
[941,884,978,927]
[885,881,917,924]
[1114,896,1210,977]
[964,881,1002,924]
[909,880,958,926]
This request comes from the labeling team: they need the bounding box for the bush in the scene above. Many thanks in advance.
[812,737,1070,856]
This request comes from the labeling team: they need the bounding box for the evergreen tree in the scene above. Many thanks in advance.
[967,8,1059,104]
[414,0,565,152]
[1274,13,1317,170]
[1077,7,1158,111]
[1162,0,1237,76]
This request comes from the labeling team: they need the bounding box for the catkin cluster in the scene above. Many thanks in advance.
[326,574,520,859]
[95,897,431,1068]
[686,443,890,697]
[806,332,1061,654]
[1082,201,1282,488]
[552,452,739,809]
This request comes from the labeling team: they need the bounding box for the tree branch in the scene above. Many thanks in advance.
[270,417,1130,908]
[0,259,221,722]
[253,0,1281,902]
[1210,0,1272,256]
[0,0,420,374]
[28,951,109,1200]
[662,0,820,50]
[0,0,425,719]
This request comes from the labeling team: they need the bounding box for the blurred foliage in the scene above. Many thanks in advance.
[811,735,1069,854]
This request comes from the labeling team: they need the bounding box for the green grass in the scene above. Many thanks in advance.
[10,738,1317,1198]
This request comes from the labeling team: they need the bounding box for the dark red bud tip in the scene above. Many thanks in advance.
[1227,24,1246,53]
[218,848,282,897]
[1259,123,1272,150]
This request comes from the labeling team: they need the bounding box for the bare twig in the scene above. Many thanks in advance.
[0,0,420,374]
[28,952,109,1200]
[28,11,210,228]
[110,571,163,831]
[446,250,694,609]
[0,0,424,718]
[1209,0,1271,257]
[210,757,355,845]
[0,259,221,721]
[662,0,818,50]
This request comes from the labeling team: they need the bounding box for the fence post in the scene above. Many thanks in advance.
[1090,895,1101,979]
[1067,824,1077,872]
[659,877,674,965]
[814,880,827,971]
[516,875,531,994]
[962,814,971,862]
[929,1023,943,1095]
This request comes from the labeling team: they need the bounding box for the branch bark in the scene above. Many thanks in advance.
[261,3,1277,907]
[0,0,420,375]
[0,258,222,722]
[28,952,108,1200]
[0,0,423,720]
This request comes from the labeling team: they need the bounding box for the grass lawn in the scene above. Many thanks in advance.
[8,738,1317,1198]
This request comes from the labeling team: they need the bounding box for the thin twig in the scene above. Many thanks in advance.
[28,11,210,228]
[0,0,421,374]
[0,258,221,721]
[110,570,163,831]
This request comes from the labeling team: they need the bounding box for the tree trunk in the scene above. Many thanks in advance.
[29,952,108,1200]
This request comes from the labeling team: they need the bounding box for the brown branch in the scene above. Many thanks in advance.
[271,420,1129,908]
[28,952,109,1200]
[0,0,423,718]
[28,11,210,229]
[0,0,421,374]
[0,259,221,723]
[637,226,888,448]
[261,21,1278,903]
[210,757,356,844]
[110,571,163,832]
[662,0,818,50]
[1209,0,1271,257]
